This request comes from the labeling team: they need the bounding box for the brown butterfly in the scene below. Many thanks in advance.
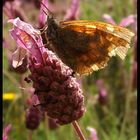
[42,6,135,75]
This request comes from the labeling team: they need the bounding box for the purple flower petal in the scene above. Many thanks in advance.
[3,2,14,19]
[3,1,27,21]
[119,15,135,27]
[87,127,99,140]
[96,80,107,105]
[8,17,40,38]
[38,0,48,28]
[3,124,12,135]
[12,47,27,68]
[8,18,46,64]
[3,124,12,140]
[64,0,79,20]
[102,14,116,25]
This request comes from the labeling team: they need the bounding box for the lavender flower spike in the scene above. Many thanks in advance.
[8,17,45,65]
[9,18,85,125]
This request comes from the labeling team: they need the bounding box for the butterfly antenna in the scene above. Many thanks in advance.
[42,9,48,16]
[40,2,53,16]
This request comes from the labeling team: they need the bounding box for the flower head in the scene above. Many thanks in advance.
[96,80,108,105]
[28,47,85,125]
[3,0,27,21]
[25,106,42,130]
[9,17,85,125]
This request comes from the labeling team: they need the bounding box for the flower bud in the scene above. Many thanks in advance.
[25,106,42,130]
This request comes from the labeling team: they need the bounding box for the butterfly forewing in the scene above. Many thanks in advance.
[58,20,134,74]
[60,20,134,44]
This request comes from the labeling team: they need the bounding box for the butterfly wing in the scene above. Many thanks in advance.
[58,20,134,74]
[60,20,134,42]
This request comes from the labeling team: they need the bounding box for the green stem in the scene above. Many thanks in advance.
[19,74,26,109]
[44,114,49,140]
[119,67,132,139]
[3,70,20,87]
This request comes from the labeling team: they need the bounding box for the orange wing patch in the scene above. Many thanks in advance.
[60,21,134,58]
[59,20,134,74]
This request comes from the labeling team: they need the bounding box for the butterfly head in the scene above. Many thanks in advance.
[47,16,56,28]
[40,2,58,42]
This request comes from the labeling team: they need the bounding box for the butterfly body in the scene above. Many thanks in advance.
[45,16,134,75]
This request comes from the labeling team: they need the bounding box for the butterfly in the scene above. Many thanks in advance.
[42,5,135,75]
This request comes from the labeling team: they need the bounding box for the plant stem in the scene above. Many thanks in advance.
[72,121,86,140]
[28,130,32,140]
[44,114,49,140]
[3,70,20,87]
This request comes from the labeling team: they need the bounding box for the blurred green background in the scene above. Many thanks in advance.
[3,0,137,140]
